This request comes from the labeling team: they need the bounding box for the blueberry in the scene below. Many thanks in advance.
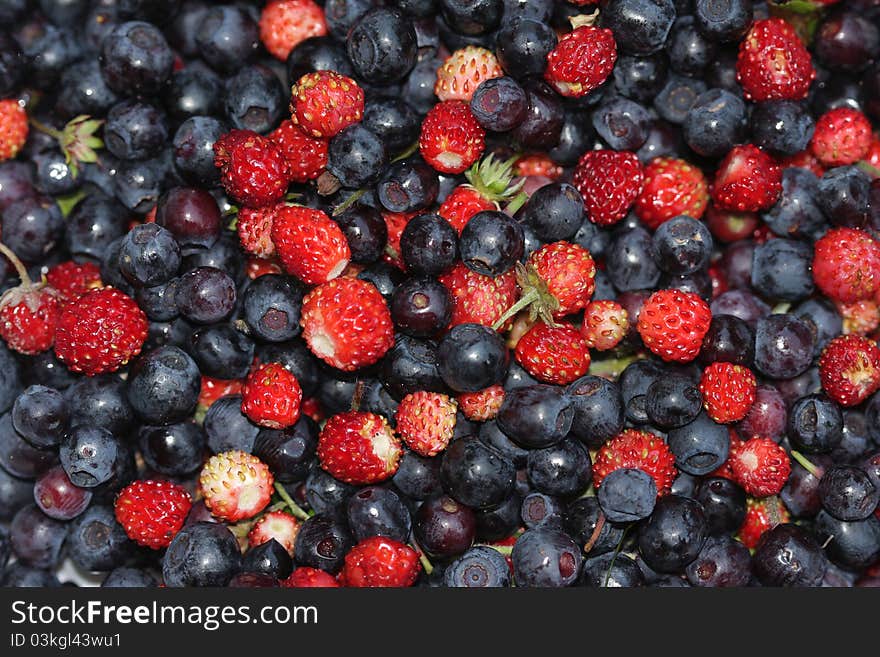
[392,449,444,501]
[1,195,64,263]
[9,504,67,570]
[694,477,747,536]
[519,183,583,242]
[156,187,223,253]
[752,524,827,587]
[224,64,285,135]
[117,223,181,288]
[24,26,84,91]
[173,117,227,187]
[66,504,133,572]
[683,88,747,158]
[127,346,200,425]
[438,323,509,393]
[599,468,658,523]
[305,468,357,515]
[613,54,669,103]
[458,210,524,277]
[814,511,880,571]
[470,76,529,132]
[189,325,253,380]
[104,100,169,162]
[521,492,565,530]
[400,213,458,276]
[652,215,714,276]
[816,165,871,229]
[693,0,752,42]
[204,395,260,454]
[815,13,880,73]
[654,74,708,125]
[684,535,752,587]
[580,552,645,588]
[139,421,205,477]
[441,437,515,509]
[175,266,237,324]
[566,376,625,448]
[381,334,447,399]
[667,16,717,77]
[0,465,33,522]
[347,8,418,84]
[391,276,453,337]
[751,101,815,157]
[788,393,843,454]
[763,168,827,241]
[495,18,556,79]
[444,546,510,587]
[164,66,224,122]
[335,204,388,264]
[564,496,627,556]
[241,539,293,581]
[287,36,354,83]
[475,492,523,543]
[163,522,242,587]
[59,426,120,489]
[361,99,420,154]
[102,567,158,588]
[253,417,318,484]
[526,439,592,498]
[620,359,668,425]
[818,465,880,521]
[113,150,175,213]
[12,386,67,450]
[0,29,24,98]
[754,313,816,380]
[512,528,582,587]
[645,375,703,429]
[377,161,439,214]
[195,5,259,74]
[497,384,573,449]
[346,486,412,543]
[511,79,565,150]
[326,125,388,189]
[750,238,815,302]
[606,227,662,292]
[100,21,173,96]
[241,275,303,343]
[3,564,60,588]
[638,495,708,574]
[440,0,502,35]
[592,97,651,151]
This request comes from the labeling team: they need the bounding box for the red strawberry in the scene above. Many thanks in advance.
[338,536,420,588]
[704,205,759,243]
[241,362,303,429]
[637,289,711,363]
[214,129,291,208]
[114,479,192,550]
[592,429,678,496]
[514,321,591,386]
[736,18,815,102]
[0,99,27,162]
[572,149,644,226]
[580,300,629,351]
[729,437,791,498]
[419,101,485,174]
[438,263,518,330]
[544,26,617,98]
[438,186,497,234]
[198,376,244,409]
[812,227,880,303]
[268,119,328,183]
[54,287,148,376]
[435,46,503,102]
[737,496,790,550]
[635,157,709,230]
[382,210,417,270]
[281,567,340,587]
[45,261,102,306]
[515,153,563,180]
[777,149,825,177]
[290,71,364,139]
[247,510,301,555]
[709,430,745,480]
[246,256,283,280]
[839,299,880,336]
[438,154,524,234]
[237,205,277,258]
[819,335,880,407]
[810,107,872,167]
[524,241,597,319]
[199,450,275,522]
[317,411,402,485]
[456,385,505,422]
[270,205,350,285]
[300,277,394,371]
[259,0,327,61]
[396,391,458,457]
[712,144,782,212]
[0,244,60,355]
[699,362,757,424]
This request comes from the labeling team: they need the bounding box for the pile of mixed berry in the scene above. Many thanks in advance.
[0,0,879,589]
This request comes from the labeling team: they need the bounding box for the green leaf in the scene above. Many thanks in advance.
[56,190,86,218]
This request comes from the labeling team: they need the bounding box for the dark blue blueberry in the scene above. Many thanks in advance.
[521,492,564,530]
[102,567,158,588]
[24,26,84,91]
[335,204,387,264]
[602,0,675,54]
[64,375,134,438]
[381,335,447,399]
[750,238,815,302]
[0,29,24,98]
[360,99,419,154]
[438,323,509,393]
[113,150,177,213]
[294,514,354,574]
[31,148,79,197]
[164,66,223,122]
[652,215,714,276]
[358,261,405,300]
[188,325,254,380]
[815,511,880,571]
[475,491,522,542]
[606,226,662,291]
[788,393,844,454]
[241,275,303,343]
[495,18,556,79]
[377,161,439,214]
[654,74,707,125]
[401,55,443,114]
[695,477,747,536]
[512,527,582,587]
[444,546,510,587]
[566,376,624,448]
[136,279,180,322]
[12,386,67,450]
[204,395,260,454]
[754,313,816,380]
[793,300,843,357]
[0,161,36,214]
[287,36,354,82]
[127,346,200,425]
[565,496,626,556]
[763,167,827,241]
[817,165,871,229]
[173,116,227,186]
[346,486,412,543]
[526,439,592,498]
[56,59,120,120]
[326,124,388,189]
[580,552,644,588]
[694,0,752,42]
[9,504,68,570]
[751,101,815,157]
[118,223,181,288]
[224,65,285,135]
[175,266,237,324]
[1,195,63,263]
[458,210,523,277]
[347,8,418,84]
[818,465,879,521]
[598,468,657,523]
[519,183,583,242]
[620,359,667,425]
[400,213,458,276]
[163,522,242,586]
[511,79,565,150]
[613,53,669,103]
[391,276,452,337]
[155,187,223,252]
[241,539,293,581]
[683,88,747,157]
[139,421,205,477]
[67,504,133,572]
[645,375,702,429]
[668,412,730,476]
[752,524,827,587]
[685,535,752,587]
[0,465,33,522]
[59,426,120,489]
[478,420,529,468]
[441,437,515,510]
[638,495,708,574]
[440,0,502,35]
[667,16,717,76]
[305,468,357,515]
[711,289,770,328]
[253,417,318,484]
[181,233,245,285]
[392,449,444,500]
[497,384,573,449]
[100,21,173,96]
[469,76,529,132]
[549,110,595,167]
[104,100,168,162]
[414,494,476,559]
[592,97,651,151]
[3,564,60,587]
[195,5,259,74]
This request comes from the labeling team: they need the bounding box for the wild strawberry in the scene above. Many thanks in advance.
[812,228,880,303]
[290,71,364,139]
[270,205,350,286]
[396,391,457,457]
[810,107,872,167]
[544,26,616,98]
[241,362,303,429]
[839,299,880,336]
[247,510,301,555]
[818,335,880,407]
[712,144,782,212]
[269,119,328,183]
[0,244,61,355]
[339,536,420,587]
[729,437,791,498]
[44,261,102,306]
[259,0,327,61]
[114,479,192,550]
[637,289,712,363]
[317,411,402,485]
[438,154,524,234]
[635,157,709,230]
[515,153,563,180]
[0,99,27,162]
[54,287,148,376]
[281,567,340,587]
[704,205,759,243]
[419,101,485,174]
[382,210,417,269]
[736,18,815,102]
[592,429,678,496]
[214,129,290,208]
[300,277,394,371]
[581,300,629,351]
[457,385,505,422]
[516,242,597,321]
[699,363,757,424]
[199,450,274,522]
[737,496,790,550]
[439,263,518,330]
[246,256,283,280]
[514,321,590,386]
[237,205,277,258]
[435,46,503,102]
[572,149,644,226]
[777,149,825,177]
[300,396,324,423]
[198,376,244,409]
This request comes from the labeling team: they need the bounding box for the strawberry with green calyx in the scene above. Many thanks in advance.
[0,242,61,355]
[440,153,527,234]
[29,114,104,178]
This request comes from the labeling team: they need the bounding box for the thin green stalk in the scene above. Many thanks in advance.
[273,482,310,521]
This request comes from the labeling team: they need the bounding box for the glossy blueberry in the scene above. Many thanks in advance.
[347,8,418,84]
[564,496,627,557]
[475,492,522,543]
[495,18,555,79]
[100,21,173,96]
[204,395,260,454]
[752,524,827,587]
[127,346,200,425]
[511,79,565,150]
[173,117,227,187]
[816,165,870,229]
[667,412,730,476]
[136,279,180,322]
[391,276,452,337]
[497,384,573,449]
[59,426,119,489]
[549,110,596,167]
[241,539,293,581]
[441,437,515,510]
[334,204,387,264]
[0,465,33,522]
[598,468,657,523]
[241,275,303,343]
[684,535,752,587]
[815,12,880,73]
[652,215,714,276]
[592,97,651,151]
[12,386,67,450]
[102,567,158,588]
[10,504,67,570]
[751,238,814,302]
[117,223,181,288]
[818,465,879,521]
[438,323,508,393]
[415,494,476,559]
[163,66,223,121]
[67,504,133,572]
[392,449,444,501]
[654,74,708,125]
[195,5,259,74]
[287,36,354,83]
[695,477,747,535]
[459,210,523,277]
[175,267,237,324]
[139,421,205,477]
[361,99,420,154]
[613,54,669,103]
[478,421,529,468]
[520,492,564,530]
[469,76,529,132]
[667,16,717,76]
[444,546,510,587]
[519,183,583,243]
[189,325,254,380]
[602,0,676,55]
[305,468,357,515]
[163,522,242,587]
[754,313,816,380]
[788,394,844,454]
[814,511,880,571]
[512,528,582,587]
[606,227,662,292]
[1,195,63,264]
[64,376,134,437]
[224,65,285,135]
[113,151,176,213]
[694,0,752,42]
[346,486,412,543]
[638,495,708,574]
[763,168,826,241]
[377,161,439,214]
[326,125,388,189]
[566,376,624,449]
[751,101,815,157]
[400,213,458,276]
[526,439,592,498]
[683,88,747,158]
[620,360,668,425]
[645,375,702,430]
[580,552,644,588]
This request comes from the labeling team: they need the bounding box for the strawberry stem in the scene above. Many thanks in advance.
[392,140,420,163]
[857,160,880,178]
[582,512,606,554]
[478,543,513,555]
[409,538,434,575]
[492,288,539,331]
[789,449,822,478]
[28,116,63,140]
[273,481,310,521]
[0,242,32,288]
[331,188,366,216]
[604,524,631,587]
[504,190,528,216]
